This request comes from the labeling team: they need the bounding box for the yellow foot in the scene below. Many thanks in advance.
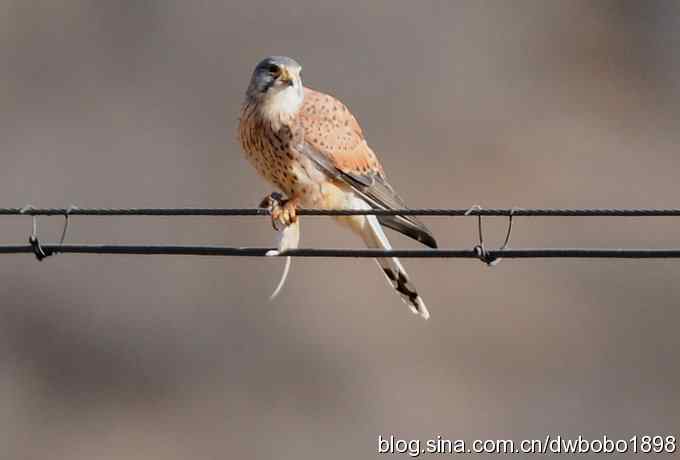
[259,193,300,230]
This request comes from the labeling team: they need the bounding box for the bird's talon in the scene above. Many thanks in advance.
[280,200,299,227]
[259,192,298,230]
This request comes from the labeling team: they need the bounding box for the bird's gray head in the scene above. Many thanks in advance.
[246,56,304,115]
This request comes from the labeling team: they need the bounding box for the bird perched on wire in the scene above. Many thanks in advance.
[238,56,437,319]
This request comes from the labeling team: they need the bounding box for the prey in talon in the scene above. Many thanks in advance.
[238,56,437,319]
[259,193,301,299]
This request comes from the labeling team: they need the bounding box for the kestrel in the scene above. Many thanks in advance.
[238,56,437,319]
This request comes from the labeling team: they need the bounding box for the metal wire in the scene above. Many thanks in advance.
[4,206,680,261]
[2,245,680,259]
[2,207,680,217]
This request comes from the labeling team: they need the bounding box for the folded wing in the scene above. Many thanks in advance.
[296,88,437,248]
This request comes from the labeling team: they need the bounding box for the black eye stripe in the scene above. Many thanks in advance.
[267,64,280,74]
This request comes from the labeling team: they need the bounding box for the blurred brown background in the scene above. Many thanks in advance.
[1,1,679,459]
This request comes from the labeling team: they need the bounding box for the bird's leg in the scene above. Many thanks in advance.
[259,192,300,230]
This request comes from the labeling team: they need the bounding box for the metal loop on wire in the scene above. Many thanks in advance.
[466,205,516,266]
[20,204,57,261]
[26,215,51,261]
[58,205,78,248]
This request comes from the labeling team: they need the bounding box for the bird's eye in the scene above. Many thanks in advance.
[267,64,280,75]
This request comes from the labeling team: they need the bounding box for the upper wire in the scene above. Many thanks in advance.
[2,207,680,217]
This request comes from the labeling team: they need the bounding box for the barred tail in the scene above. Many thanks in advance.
[362,214,430,319]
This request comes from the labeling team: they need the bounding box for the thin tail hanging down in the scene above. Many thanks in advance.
[361,214,430,319]
[266,219,300,300]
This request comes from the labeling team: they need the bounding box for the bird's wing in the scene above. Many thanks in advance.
[296,88,437,248]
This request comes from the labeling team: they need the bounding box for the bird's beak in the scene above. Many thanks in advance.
[279,67,294,86]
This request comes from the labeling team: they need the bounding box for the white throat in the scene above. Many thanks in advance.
[260,84,304,124]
